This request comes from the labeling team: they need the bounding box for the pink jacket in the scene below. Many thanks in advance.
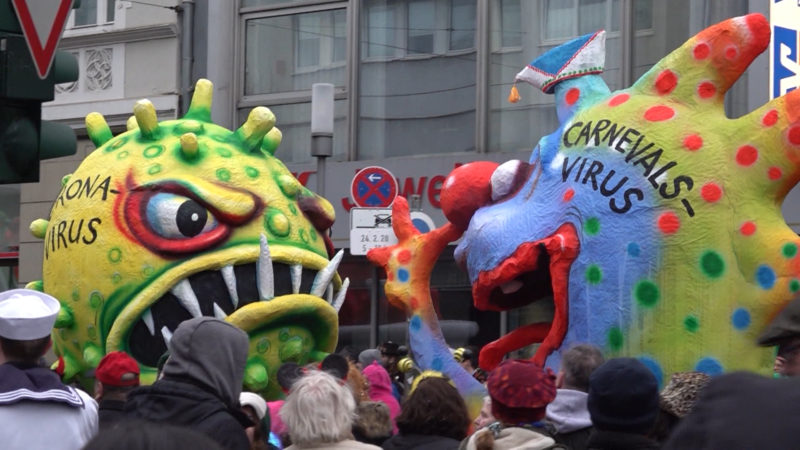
[362,361,401,434]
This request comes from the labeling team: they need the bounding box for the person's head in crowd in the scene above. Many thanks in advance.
[651,371,711,443]
[396,373,470,441]
[757,292,800,376]
[94,351,140,401]
[0,289,60,365]
[83,421,224,450]
[454,347,477,373]
[320,352,349,380]
[379,341,402,374]
[279,370,357,447]
[487,359,557,425]
[588,358,659,435]
[277,361,305,394]
[363,360,394,401]
[338,346,359,365]
[557,343,605,392]
[240,391,270,449]
[473,396,496,430]
[347,360,370,403]
[358,348,381,370]
[352,401,393,446]
[161,317,249,409]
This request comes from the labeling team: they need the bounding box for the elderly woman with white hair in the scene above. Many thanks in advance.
[280,369,380,449]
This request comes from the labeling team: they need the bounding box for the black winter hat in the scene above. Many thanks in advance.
[587,358,659,434]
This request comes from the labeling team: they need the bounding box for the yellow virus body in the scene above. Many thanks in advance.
[35,79,347,400]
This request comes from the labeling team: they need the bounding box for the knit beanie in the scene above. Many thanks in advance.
[487,359,556,424]
[587,358,659,433]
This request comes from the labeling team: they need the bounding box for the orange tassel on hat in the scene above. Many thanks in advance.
[508,83,520,103]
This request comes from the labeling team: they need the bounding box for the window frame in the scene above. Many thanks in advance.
[539,0,654,46]
[65,0,117,32]
[237,1,349,107]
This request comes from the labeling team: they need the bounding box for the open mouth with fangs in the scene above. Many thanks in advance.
[471,223,579,367]
[106,234,347,369]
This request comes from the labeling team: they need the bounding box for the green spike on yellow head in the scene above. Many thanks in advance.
[185,78,213,122]
[29,218,49,239]
[236,107,276,152]
[180,132,200,159]
[133,100,159,139]
[24,280,43,292]
[261,127,283,156]
[85,112,113,148]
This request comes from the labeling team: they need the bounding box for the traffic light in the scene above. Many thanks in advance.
[0,0,79,184]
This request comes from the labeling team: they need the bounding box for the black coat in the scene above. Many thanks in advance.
[662,372,800,450]
[98,398,127,429]
[587,430,660,450]
[554,426,593,450]
[382,433,462,450]
[124,377,251,450]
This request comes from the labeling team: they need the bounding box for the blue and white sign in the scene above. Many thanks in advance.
[770,0,800,99]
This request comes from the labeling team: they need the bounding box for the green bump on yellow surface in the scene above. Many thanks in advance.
[29,218,49,239]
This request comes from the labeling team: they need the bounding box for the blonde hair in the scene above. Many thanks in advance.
[280,370,356,446]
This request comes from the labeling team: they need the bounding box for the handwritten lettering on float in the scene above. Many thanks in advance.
[562,119,695,216]
[45,175,119,259]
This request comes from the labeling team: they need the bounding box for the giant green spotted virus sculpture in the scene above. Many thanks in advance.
[368,14,800,403]
[29,79,348,399]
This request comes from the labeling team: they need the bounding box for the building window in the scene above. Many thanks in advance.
[363,0,476,59]
[449,0,476,51]
[241,4,348,164]
[244,8,347,96]
[543,0,652,41]
[499,0,521,48]
[69,0,115,28]
[407,0,435,54]
[359,0,476,159]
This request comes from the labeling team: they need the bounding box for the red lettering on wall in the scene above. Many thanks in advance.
[427,175,446,208]
[399,177,427,198]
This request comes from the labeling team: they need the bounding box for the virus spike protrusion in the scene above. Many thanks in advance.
[736,87,800,200]
[261,127,283,156]
[236,106,276,152]
[54,302,74,329]
[180,132,199,159]
[126,115,138,131]
[85,112,113,148]
[82,343,103,368]
[24,280,43,292]
[185,78,213,122]
[29,218,49,239]
[632,13,769,102]
[55,353,81,380]
[133,99,160,139]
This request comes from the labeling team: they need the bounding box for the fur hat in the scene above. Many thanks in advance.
[660,371,711,418]
[353,401,393,443]
[487,359,556,424]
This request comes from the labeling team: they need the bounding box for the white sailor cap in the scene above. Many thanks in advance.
[0,289,61,340]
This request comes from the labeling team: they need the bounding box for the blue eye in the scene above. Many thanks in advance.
[145,193,218,238]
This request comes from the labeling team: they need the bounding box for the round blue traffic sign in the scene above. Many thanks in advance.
[351,166,398,207]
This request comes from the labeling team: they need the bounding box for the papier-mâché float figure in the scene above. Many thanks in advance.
[30,80,348,399]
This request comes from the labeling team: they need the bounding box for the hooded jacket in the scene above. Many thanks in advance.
[546,388,593,450]
[125,317,251,450]
[363,361,401,434]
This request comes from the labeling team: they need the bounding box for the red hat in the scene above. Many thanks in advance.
[96,351,140,387]
[487,359,556,424]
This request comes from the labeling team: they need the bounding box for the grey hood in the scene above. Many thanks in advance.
[546,388,592,433]
[162,317,249,409]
